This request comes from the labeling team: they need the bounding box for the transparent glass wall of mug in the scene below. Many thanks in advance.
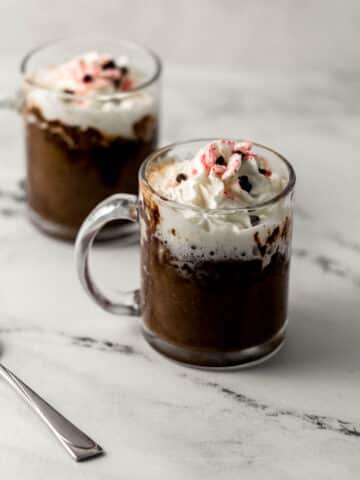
[21,36,161,240]
[75,139,295,369]
[138,140,295,367]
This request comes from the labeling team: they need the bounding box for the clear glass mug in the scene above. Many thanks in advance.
[75,139,296,369]
[0,36,161,240]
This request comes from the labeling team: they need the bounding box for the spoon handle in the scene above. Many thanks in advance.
[0,364,104,461]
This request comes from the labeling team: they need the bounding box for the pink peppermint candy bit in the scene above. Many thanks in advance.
[211,164,227,176]
[200,143,218,171]
[120,76,133,91]
[102,68,122,80]
[54,52,133,95]
[233,141,253,154]
[167,179,178,188]
[222,153,242,181]
[220,139,236,147]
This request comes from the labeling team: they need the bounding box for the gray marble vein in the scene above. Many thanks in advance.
[198,380,360,439]
[0,1,359,479]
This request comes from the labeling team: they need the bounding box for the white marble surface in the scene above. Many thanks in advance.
[0,1,360,478]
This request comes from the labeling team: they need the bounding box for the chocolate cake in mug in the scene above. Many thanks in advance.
[22,40,161,240]
[75,139,296,368]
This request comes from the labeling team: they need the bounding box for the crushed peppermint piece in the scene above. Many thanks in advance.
[150,139,286,212]
[32,52,134,96]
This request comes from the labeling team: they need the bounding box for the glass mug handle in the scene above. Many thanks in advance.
[75,194,141,316]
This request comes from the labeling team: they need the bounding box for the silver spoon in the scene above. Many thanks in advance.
[0,362,104,461]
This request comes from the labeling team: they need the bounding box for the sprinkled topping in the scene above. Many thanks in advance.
[239,175,252,193]
[150,139,287,211]
[31,51,135,97]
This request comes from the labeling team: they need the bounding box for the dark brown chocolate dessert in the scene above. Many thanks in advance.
[25,107,157,239]
[140,196,290,368]
[138,139,294,367]
[24,51,159,240]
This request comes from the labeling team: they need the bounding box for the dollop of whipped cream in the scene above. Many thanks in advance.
[26,51,157,139]
[153,140,286,209]
[30,51,134,95]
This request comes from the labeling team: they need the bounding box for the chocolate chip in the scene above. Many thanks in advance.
[191,245,196,250]
[102,59,116,70]
[250,215,260,226]
[63,88,74,94]
[215,156,226,165]
[120,66,129,75]
[239,175,252,193]
[258,168,267,175]
[83,74,93,83]
[113,78,122,88]
[176,173,187,183]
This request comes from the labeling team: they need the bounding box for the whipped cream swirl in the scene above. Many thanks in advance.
[153,140,286,210]
[28,51,134,95]
[146,140,292,268]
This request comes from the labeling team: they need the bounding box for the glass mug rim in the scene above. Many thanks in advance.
[20,36,162,99]
[139,138,296,214]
